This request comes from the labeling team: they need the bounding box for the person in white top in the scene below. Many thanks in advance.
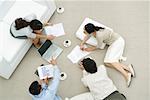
[80,23,135,87]
[66,58,126,100]
[11,14,55,48]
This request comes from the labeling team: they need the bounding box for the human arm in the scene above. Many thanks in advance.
[39,77,49,90]
[43,22,53,26]
[39,58,59,92]
[84,46,97,52]
[28,30,55,40]
[47,58,60,96]
[81,70,88,87]
[36,34,55,40]
[80,35,90,50]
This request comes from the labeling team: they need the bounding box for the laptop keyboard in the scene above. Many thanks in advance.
[43,45,61,60]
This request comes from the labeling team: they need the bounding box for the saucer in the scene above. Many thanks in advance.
[60,72,67,81]
[57,7,64,14]
[63,40,71,47]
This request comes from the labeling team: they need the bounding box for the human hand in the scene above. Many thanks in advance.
[84,47,96,52]
[47,35,55,40]
[80,45,84,51]
[42,76,49,85]
[44,21,53,26]
[49,57,57,65]
[46,22,53,26]
[84,48,92,52]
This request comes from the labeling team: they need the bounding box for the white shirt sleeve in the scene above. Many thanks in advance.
[81,70,88,87]
[25,26,36,39]
[27,32,36,39]
[81,78,88,87]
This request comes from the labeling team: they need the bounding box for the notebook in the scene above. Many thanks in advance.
[37,64,54,79]
[38,40,63,62]
[44,23,65,37]
[67,45,91,63]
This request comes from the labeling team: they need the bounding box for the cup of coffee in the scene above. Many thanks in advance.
[60,72,67,81]
[57,7,64,14]
[63,40,71,47]
[65,40,68,43]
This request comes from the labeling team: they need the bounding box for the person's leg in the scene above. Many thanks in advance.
[105,62,132,87]
[105,62,129,81]
[118,63,131,72]
[104,37,133,86]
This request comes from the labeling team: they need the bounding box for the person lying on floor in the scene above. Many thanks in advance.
[66,58,126,100]
[10,14,55,48]
[29,58,62,100]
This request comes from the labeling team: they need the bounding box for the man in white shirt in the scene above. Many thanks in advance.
[66,58,126,100]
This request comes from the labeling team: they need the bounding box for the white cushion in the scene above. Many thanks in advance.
[75,18,113,46]
[3,0,47,25]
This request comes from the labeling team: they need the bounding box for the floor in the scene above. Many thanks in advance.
[0,0,149,100]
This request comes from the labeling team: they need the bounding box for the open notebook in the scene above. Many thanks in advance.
[67,45,91,63]
[37,64,54,80]
[44,23,65,37]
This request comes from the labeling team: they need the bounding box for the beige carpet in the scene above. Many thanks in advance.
[0,0,149,100]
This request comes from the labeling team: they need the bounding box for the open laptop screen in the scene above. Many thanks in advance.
[38,40,52,56]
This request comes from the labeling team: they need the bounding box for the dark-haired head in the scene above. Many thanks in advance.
[29,81,41,95]
[29,19,43,31]
[84,23,105,34]
[82,58,97,74]
[15,18,29,30]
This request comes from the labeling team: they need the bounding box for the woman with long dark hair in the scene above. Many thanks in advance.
[11,14,55,48]
[80,23,135,87]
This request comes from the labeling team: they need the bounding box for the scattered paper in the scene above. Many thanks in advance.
[67,45,91,63]
[44,23,65,37]
[37,64,54,79]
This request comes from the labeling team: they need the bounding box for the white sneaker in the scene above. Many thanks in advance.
[127,73,132,87]
[128,64,135,77]
[65,97,69,100]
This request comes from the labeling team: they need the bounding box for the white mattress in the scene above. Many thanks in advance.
[0,0,47,63]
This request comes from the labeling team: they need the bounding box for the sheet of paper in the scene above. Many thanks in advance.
[37,64,54,79]
[44,23,65,37]
[67,45,91,63]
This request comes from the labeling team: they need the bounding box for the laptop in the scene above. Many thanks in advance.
[38,40,63,62]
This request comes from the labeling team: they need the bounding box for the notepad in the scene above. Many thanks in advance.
[37,64,54,79]
[44,23,65,37]
[67,45,91,63]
